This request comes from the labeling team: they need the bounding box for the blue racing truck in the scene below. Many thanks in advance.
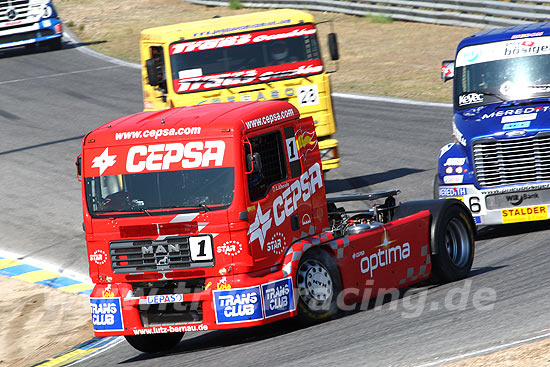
[436,22,550,226]
[0,0,62,50]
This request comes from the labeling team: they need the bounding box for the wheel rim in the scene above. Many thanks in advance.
[445,217,471,267]
[297,259,333,308]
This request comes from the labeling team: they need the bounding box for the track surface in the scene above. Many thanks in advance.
[1,41,549,367]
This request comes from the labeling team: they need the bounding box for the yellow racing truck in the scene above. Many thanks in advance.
[140,9,340,170]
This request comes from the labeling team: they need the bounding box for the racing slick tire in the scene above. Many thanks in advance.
[393,199,475,283]
[296,247,342,325]
[429,201,475,283]
[124,332,184,353]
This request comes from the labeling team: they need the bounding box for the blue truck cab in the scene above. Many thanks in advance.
[0,0,62,51]
[436,22,550,226]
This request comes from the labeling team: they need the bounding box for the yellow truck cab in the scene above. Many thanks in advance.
[140,9,340,170]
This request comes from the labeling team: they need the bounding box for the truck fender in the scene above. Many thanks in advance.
[281,232,343,278]
[392,199,476,255]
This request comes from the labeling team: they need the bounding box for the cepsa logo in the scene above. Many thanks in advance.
[248,162,323,249]
[90,141,226,175]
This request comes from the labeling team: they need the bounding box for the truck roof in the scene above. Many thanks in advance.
[84,101,300,148]
[457,22,550,50]
[140,9,314,43]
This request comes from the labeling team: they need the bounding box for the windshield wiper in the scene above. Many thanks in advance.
[139,208,152,216]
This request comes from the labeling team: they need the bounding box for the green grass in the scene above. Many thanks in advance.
[229,0,243,10]
[366,14,393,23]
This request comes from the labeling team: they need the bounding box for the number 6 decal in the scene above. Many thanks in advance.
[189,235,213,261]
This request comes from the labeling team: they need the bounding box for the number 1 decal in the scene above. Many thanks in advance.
[189,236,213,261]
[286,137,299,162]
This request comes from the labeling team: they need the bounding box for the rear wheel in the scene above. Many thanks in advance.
[296,248,342,325]
[430,203,475,283]
[124,332,184,353]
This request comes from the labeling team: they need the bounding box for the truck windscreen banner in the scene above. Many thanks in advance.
[456,35,550,67]
[169,24,323,93]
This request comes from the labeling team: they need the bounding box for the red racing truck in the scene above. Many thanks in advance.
[77,101,475,353]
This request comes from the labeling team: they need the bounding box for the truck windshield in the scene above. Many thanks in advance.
[169,24,321,93]
[455,37,550,109]
[85,167,234,217]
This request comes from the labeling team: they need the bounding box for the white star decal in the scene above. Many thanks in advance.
[377,227,395,249]
[91,148,117,175]
[247,203,272,250]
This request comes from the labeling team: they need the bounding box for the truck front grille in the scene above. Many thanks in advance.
[472,132,550,188]
[110,236,213,274]
[0,0,31,23]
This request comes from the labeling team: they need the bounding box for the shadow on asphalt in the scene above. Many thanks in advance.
[120,265,503,364]
[476,220,550,240]
[325,168,425,194]
[120,318,304,364]
[0,39,105,59]
[0,135,85,156]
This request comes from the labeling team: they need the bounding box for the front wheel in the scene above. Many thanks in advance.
[124,332,184,353]
[430,203,475,283]
[296,248,342,325]
[46,37,62,51]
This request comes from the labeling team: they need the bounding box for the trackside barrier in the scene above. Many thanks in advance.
[185,0,550,28]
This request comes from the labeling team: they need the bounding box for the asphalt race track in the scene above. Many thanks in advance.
[1,39,549,367]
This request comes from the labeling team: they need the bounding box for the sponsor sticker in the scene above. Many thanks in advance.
[146,294,184,304]
[266,232,286,255]
[501,205,548,224]
[261,277,295,318]
[444,158,466,166]
[89,249,108,265]
[217,240,243,256]
[213,286,263,324]
[458,93,483,106]
[473,216,482,224]
[439,187,468,197]
[444,175,464,184]
[90,297,124,332]
[501,113,537,124]
[503,121,531,130]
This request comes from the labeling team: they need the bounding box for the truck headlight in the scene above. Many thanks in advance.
[42,5,53,18]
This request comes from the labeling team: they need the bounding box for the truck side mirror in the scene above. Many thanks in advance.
[251,152,262,173]
[246,152,263,174]
[75,154,82,182]
[441,60,455,82]
[328,33,339,61]
[146,57,165,87]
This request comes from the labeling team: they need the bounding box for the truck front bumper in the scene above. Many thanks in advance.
[89,268,297,336]
[0,18,62,49]
[438,183,550,225]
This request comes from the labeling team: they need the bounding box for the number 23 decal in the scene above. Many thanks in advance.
[297,85,319,107]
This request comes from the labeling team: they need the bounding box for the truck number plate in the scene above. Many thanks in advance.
[189,235,214,261]
[297,85,319,106]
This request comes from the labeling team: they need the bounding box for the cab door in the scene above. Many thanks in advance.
[243,125,313,269]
